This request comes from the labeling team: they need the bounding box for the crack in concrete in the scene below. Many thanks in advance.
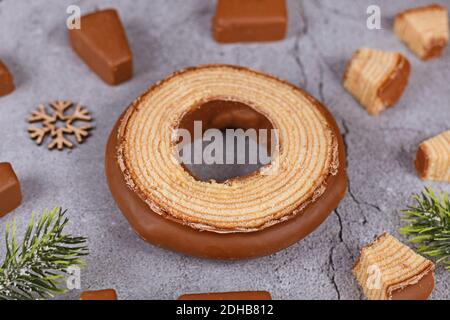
[348,180,382,217]
[318,65,325,103]
[347,180,369,225]
[334,209,344,242]
[291,0,309,89]
[298,0,309,36]
[302,2,343,81]
[292,34,308,89]
[334,208,353,258]
[327,246,341,300]
[339,118,384,224]
[340,118,350,153]
[308,35,341,81]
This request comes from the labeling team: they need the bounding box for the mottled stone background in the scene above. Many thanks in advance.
[0,0,449,299]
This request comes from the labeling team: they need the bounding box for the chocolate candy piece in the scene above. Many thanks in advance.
[0,60,15,97]
[213,0,287,43]
[178,291,272,300]
[80,289,117,300]
[68,9,133,85]
[0,163,22,217]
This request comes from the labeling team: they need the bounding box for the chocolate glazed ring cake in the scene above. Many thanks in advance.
[105,65,347,259]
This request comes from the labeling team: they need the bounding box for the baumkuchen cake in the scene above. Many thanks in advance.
[343,48,410,116]
[394,4,449,60]
[353,233,435,300]
[415,130,450,182]
[105,65,347,259]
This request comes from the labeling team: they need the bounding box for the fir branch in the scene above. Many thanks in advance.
[0,208,88,300]
[400,187,450,270]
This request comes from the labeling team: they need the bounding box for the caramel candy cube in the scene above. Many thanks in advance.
[343,48,410,115]
[212,0,287,43]
[69,9,133,85]
[353,233,435,300]
[394,4,449,60]
[415,130,450,182]
[178,291,272,300]
[80,289,117,300]
[0,163,22,217]
[0,60,15,97]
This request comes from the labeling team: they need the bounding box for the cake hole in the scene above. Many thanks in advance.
[176,100,277,183]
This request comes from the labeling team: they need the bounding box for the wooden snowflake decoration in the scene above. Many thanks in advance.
[28,101,93,150]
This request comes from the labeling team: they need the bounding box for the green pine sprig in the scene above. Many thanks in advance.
[0,207,88,300]
[400,187,450,270]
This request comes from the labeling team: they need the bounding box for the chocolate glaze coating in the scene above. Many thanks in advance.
[105,66,347,259]
[423,39,447,60]
[391,272,435,300]
[378,55,410,107]
[415,144,429,179]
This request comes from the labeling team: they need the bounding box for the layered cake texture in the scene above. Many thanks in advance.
[106,65,347,259]
[394,4,449,60]
[353,233,435,300]
[415,130,450,182]
[343,48,410,115]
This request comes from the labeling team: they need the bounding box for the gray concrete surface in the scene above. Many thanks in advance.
[0,0,449,300]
